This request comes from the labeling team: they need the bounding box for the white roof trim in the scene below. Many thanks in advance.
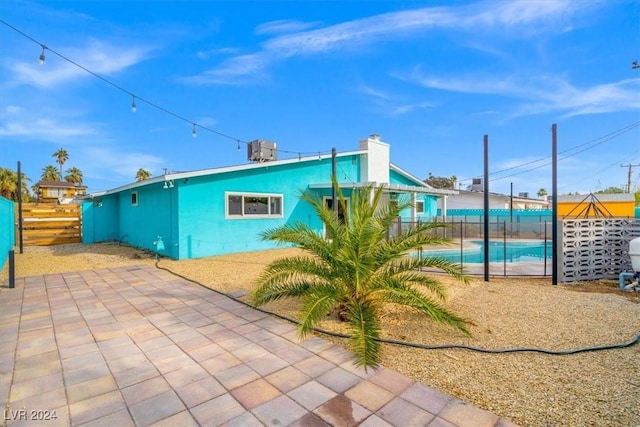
[90,149,365,196]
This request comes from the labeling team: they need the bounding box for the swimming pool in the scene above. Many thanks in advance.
[420,240,552,264]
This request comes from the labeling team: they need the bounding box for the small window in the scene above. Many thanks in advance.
[131,191,138,206]
[415,201,424,213]
[226,192,283,218]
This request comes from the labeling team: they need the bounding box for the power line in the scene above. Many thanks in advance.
[0,18,330,160]
[457,120,640,184]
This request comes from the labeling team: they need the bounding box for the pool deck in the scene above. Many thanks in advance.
[0,265,519,426]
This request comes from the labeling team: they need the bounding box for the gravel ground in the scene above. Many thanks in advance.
[2,243,639,426]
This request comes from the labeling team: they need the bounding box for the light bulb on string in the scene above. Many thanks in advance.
[131,95,137,113]
[192,123,197,138]
[237,140,241,151]
[39,44,46,65]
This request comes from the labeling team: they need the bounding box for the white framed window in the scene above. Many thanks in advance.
[225,192,283,219]
[131,191,138,206]
[415,200,424,214]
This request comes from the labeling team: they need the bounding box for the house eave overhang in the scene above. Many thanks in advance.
[308,182,458,196]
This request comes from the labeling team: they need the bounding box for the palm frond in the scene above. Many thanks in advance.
[374,285,470,335]
[348,300,382,368]
[374,271,450,301]
[298,287,342,338]
[251,280,315,305]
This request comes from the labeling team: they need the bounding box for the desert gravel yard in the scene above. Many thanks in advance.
[2,243,639,426]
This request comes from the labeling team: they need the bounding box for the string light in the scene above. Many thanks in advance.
[0,18,336,162]
[38,44,46,65]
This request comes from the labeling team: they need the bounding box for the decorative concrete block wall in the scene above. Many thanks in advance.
[560,218,640,282]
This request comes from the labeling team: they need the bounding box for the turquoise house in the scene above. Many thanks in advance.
[83,135,455,259]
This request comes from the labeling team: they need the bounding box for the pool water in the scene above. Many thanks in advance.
[420,240,552,264]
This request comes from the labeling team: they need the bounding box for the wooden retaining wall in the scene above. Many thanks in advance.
[16,203,82,246]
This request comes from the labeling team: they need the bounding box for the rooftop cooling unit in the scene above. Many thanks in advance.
[469,178,483,191]
[247,139,277,162]
[518,192,529,198]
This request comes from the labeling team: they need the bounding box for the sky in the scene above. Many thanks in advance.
[1,0,639,197]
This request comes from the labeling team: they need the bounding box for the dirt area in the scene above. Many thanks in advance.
[2,243,639,427]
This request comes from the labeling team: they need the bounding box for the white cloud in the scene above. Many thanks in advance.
[183,53,271,85]
[186,1,590,84]
[255,19,319,36]
[0,117,95,139]
[6,39,152,89]
[403,67,640,118]
[81,147,164,184]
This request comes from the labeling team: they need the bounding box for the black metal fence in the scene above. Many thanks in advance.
[389,218,553,277]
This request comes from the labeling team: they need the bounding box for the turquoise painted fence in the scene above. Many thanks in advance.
[0,197,16,271]
[440,207,640,220]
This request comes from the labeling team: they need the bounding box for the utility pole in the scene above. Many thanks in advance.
[620,163,640,193]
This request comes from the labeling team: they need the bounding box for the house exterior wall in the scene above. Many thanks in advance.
[82,141,449,260]
[116,186,178,257]
[558,200,635,218]
[440,192,548,211]
[83,196,120,243]
[388,169,438,220]
[174,155,358,259]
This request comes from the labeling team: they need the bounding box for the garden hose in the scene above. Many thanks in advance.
[155,261,640,356]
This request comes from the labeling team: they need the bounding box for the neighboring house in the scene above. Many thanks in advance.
[557,193,636,218]
[82,135,456,260]
[36,181,88,204]
[438,188,550,213]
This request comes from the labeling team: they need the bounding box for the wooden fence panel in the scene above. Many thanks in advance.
[16,203,82,246]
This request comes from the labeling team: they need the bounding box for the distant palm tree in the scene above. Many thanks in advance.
[252,181,470,369]
[53,148,69,179]
[450,175,457,189]
[135,168,152,181]
[41,165,60,181]
[65,167,83,184]
[537,188,548,199]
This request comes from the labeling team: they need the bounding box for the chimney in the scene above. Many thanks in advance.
[359,134,390,184]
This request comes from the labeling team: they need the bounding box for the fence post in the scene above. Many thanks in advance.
[8,250,15,288]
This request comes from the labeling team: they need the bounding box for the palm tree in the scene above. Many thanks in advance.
[135,168,152,181]
[537,188,548,199]
[53,148,69,180]
[0,168,31,201]
[251,181,470,368]
[0,168,17,200]
[65,167,83,184]
[450,175,457,189]
[41,165,60,181]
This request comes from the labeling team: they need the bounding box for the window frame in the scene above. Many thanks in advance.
[415,200,424,214]
[131,191,138,206]
[225,191,284,219]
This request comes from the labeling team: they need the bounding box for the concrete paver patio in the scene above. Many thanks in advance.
[0,265,518,426]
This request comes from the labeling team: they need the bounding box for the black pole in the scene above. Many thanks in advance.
[544,220,548,276]
[483,135,489,282]
[551,124,558,285]
[503,220,508,275]
[331,147,337,214]
[509,182,513,223]
[17,161,23,254]
[8,250,15,288]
